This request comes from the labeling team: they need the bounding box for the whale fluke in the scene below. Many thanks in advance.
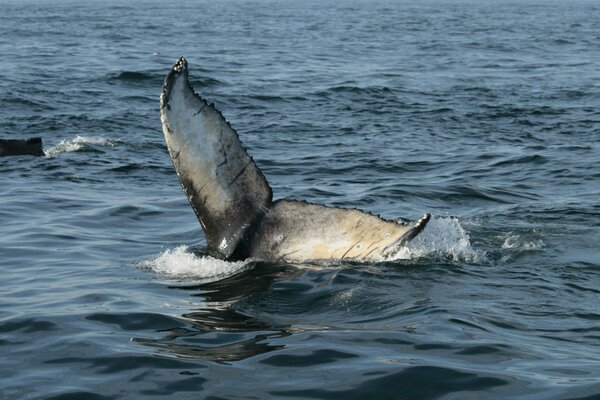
[0,137,44,157]
[161,58,272,260]
[160,57,430,262]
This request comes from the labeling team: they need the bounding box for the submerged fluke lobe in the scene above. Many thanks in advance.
[160,57,430,262]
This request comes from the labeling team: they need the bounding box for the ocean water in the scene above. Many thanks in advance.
[1,0,599,398]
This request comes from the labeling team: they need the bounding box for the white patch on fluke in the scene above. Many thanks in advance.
[386,216,482,262]
[138,246,250,279]
[45,135,115,157]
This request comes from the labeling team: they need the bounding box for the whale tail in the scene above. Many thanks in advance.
[160,57,430,261]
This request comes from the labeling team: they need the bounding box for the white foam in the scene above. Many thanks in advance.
[501,234,544,251]
[138,246,250,279]
[45,135,116,157]
[386,216,482,262]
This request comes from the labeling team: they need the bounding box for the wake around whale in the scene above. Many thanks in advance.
[160,57,430,262]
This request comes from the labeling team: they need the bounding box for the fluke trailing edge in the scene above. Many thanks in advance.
[160,57,430,262]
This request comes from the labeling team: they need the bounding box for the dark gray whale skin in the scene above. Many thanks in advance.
[0,137,45,157]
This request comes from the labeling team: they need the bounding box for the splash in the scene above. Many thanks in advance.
[45,135,116,157]
[386,216,482,262]
[140,219,479,277]
[501,234,544,251]
[138,246,250,279]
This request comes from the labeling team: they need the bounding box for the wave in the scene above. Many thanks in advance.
[45,135,117,157]
[110,71,155,81]
[138,246,250,280]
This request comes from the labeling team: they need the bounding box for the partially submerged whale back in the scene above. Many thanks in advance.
[160,57,430,262]
[0,137,44,157]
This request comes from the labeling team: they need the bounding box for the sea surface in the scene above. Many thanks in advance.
[1,0,599,398]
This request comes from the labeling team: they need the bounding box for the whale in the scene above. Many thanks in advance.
[160,57,430,262]
[0,137,44,157]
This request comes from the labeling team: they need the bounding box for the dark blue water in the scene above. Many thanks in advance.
[1,0,600,398]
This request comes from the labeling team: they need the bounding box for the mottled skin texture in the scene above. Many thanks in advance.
[160,59,271,259]
[252,200,430,261]
[160,57,430,262]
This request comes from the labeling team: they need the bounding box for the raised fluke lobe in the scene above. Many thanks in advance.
[160,57,430,262]
[160,57,272,260]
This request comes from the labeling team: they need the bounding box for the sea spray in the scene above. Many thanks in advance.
[139,246,250,279]
[45,135,117,157]
[387,216,483,262]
